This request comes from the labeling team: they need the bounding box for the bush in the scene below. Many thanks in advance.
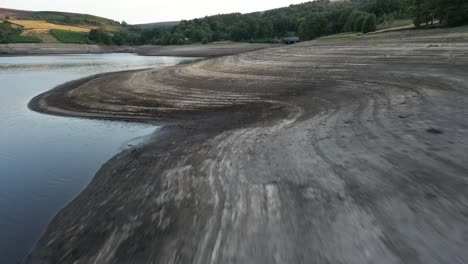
[362,14,377,33]
[50,29,87,43]
[201,37,209,44]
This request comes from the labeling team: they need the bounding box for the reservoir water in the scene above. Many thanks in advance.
[0,54,192,263]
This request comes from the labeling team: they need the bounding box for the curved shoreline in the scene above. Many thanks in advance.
[26,29,468,263]
[28,70,160,123]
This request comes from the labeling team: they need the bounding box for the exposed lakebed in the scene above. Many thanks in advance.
[0,54,193,263]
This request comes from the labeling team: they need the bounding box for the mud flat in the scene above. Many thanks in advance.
[27,28,468,263]
[134,42,282,57]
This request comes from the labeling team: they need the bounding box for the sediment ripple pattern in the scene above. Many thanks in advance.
[27,40,468,263]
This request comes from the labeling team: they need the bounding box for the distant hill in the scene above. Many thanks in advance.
[0,7,124,43]
[136,21,179,30]
[0,8,32,18]
[0,8,122,31]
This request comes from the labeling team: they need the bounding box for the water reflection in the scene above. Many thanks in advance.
[0,54,193,263]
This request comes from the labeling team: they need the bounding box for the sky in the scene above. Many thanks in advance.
[1,0,308,24]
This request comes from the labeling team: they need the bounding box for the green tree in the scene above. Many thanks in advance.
[299,12,329,40]
[445,0,468,26]
[112,32,125,45]
[88,29,112,45]
[230,22,251,41]
[343,10,369,32]
[362,14,377,33]
[410,0,468,27]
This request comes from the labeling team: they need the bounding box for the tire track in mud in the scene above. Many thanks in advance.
[27,39,468,263]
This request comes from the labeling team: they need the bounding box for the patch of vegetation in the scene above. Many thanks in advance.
[0,20,41,43]
[0,20,18,36]
[50,29,88,43]
[6,34,42,43]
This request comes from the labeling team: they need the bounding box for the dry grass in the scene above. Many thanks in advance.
[8,19,92,33]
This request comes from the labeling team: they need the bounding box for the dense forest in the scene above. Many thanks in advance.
[113,0,467,45]
[1,0,467,45]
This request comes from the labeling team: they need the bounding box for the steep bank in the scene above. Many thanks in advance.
[27,28,468,263]
[0,43,132,55]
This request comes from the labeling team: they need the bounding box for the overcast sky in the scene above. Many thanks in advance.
[1,0,308,24]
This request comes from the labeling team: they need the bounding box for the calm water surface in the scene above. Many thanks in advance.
[0,54,192,263]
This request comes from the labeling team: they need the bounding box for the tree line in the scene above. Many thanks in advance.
[108,0,403,45]
[411,0,468,27]
[5,0,464,45]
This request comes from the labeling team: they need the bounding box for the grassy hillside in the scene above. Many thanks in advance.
[2,0,467,46]
[26,11,122,32]
[0,8,123,43]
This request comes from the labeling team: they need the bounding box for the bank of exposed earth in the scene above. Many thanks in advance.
[27,27,468,264]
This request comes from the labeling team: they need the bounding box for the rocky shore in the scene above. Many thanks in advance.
[26,28,468,263]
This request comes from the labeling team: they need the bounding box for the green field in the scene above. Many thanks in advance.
[1,34,42,43]
[50,29,88,44]
[13,35,42,43]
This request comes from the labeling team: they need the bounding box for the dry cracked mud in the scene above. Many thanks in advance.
[27,30,468,263]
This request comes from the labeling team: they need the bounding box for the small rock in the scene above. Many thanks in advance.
[337,192,345,201]
[426,128,443,134]
[425,192,438,200]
